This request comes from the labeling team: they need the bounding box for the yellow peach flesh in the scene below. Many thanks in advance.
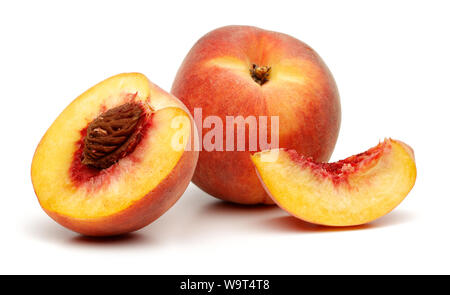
[31,73,195,232]
[250,139,417,226]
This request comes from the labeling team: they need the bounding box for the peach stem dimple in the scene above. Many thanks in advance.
[250,64,271,85]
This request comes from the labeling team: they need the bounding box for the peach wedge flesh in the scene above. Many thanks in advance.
[250,139,416,226]
[31,73,198,236]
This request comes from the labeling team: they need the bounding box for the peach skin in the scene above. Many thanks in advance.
[172,25,341,204]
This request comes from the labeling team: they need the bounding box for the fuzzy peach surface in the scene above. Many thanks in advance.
[31,73,198,236]
[251,139,417,226]
[172,25,340,204]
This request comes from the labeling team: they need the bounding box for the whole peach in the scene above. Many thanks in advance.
[172,25,340,204]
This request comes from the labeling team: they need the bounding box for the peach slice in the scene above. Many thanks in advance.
[31,73,198,236]
[250,139,416,226]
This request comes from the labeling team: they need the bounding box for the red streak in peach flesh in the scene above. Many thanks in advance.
[69,111,153,188]
[287,141,390,185]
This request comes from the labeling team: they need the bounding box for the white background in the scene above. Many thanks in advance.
[1,0,449,274]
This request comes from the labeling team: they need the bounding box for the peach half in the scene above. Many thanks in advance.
[250,139,416,226]
[31,73,198,236]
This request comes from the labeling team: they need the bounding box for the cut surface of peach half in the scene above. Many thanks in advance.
[250,139,416,226]
[31,73,198,236]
